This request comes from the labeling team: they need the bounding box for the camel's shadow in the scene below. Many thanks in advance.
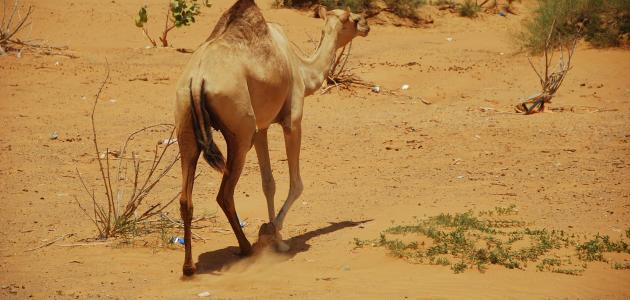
[194,219,372,274]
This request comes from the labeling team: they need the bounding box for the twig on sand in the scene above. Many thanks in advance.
[382,89,432,105]
[55,241,113,247]
[26,233,75,252]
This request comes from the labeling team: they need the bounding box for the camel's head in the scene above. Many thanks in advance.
[319,7,370,48]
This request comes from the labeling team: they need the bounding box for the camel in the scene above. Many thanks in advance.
[174,0,369,276]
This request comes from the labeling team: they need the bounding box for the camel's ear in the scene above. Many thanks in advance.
[339,10,350,22]
[318,6,327,21]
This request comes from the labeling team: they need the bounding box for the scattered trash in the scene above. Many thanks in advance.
[499,52,505,56]
[159,138,177,145]
[498,11,506,17]
[456,175,465,179]
[99,150,121,159]
[16,51,21,58]
[54,61,60,66]
[446,37,453,42]
[109,99,117,103]
[197,291,210,297]
[401,84,410,91]
[50,132,59,140]
[239,218,247,228]
[371,85,381,93]
[170,236,185,245]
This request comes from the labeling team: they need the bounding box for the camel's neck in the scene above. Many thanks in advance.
[299,29,339,96]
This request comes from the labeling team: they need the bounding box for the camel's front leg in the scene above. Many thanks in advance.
[272,121,304,251]
[254,129,276,222]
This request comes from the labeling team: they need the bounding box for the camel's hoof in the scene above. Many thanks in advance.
[275,239,290,252]
[258,222,277,237]
[239,247,253,257]
[182,265,196,276]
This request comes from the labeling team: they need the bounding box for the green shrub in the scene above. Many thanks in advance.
[459,0,481,18]
[274,0,373,11]
[521,0,630,52]
[385,0,427,18]
[320,0,375,12]
[274,0,426,18]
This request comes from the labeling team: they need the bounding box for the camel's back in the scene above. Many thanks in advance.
[207,0,268,44]
[176,0,291,128]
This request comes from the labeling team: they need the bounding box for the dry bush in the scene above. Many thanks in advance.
[74,62,181,239]
[322,41,372,94]
[0,0,32,54]
[516,21,577,114]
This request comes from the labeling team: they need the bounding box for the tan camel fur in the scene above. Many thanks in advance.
[174,0,369,276]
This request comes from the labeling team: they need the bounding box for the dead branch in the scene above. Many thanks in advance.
[517,20,577,114]
[26,233,75,252]
[75,62,181,239]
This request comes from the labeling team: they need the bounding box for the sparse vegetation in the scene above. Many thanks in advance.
[430,0,519,18]
[576,234,630,261]
[74,63,181,239]
[516,20,577,114]
[459,0,481,18]
[384,0,427,18]
[354,206,630,275]
[612,262,630,270]
[0,0,32,54]
[521,0,630,52]
[273,0,426,19]
[134,0,211,47]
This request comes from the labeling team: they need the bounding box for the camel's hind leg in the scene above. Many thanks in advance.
[216,133,254,255]
[177,121,201,276]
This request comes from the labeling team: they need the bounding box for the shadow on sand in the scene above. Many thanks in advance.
[194,219,372,274]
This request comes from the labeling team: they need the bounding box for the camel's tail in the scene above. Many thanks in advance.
[189,79,227,173]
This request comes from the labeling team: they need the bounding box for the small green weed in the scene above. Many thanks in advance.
[612,262,630,270]
[356,207,630,275]
[451,261,468,273]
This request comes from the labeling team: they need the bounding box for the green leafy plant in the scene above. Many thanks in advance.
[520,0,630,52]
[135,0,210,47]
[385,0,427,18]
[355,206,630,275]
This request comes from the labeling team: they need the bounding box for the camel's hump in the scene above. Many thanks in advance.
[206,0,269,43]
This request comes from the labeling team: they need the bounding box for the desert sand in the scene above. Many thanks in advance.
[1,0,629,299]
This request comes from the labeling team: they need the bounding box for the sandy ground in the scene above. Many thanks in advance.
[1,0,629,299]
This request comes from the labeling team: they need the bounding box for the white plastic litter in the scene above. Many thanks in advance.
[197,291,210,297]
[401,84,410,90]
[371,85,381,93]
[159,138,177,145]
